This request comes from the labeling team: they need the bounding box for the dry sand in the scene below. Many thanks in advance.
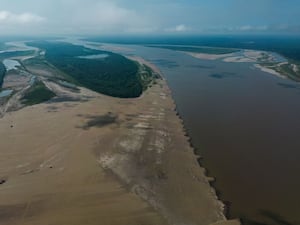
[254,64,287,79]
[0,58,240,225]
[184,52,233,60]
[184,48,291,81]
[292,64,299,73]
[223,50,268,63]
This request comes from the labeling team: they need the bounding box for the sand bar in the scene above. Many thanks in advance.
[184,52,234,60]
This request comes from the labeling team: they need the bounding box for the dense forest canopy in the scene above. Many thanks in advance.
[28,41,142,98]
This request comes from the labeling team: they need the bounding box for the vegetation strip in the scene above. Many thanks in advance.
[22,81,56,105]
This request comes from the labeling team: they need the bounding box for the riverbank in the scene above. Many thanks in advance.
[128,45,300,225]
[0,54,240,225]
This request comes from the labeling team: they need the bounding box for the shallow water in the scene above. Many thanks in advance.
[3,59,21,71]
[0,90,13,98]
[111,45,300,225]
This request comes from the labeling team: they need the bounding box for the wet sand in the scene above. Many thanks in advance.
[0,59,239,225]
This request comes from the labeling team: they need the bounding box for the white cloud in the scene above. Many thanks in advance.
[237,25,268,31]
[175,24,187,32]
[0,11,45,24]
[0,0,297,35]
[165,24,189,32]
[42,0,151,35]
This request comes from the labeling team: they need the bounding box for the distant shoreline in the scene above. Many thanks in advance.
[179,48,299,81]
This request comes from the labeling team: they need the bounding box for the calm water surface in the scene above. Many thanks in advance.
[111,44,300,225]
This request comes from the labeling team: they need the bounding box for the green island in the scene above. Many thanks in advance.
[259,61,300,82]
[277,62,300,81]
[146,45,238,54]
[27,41,158,98]
[21,81,56,106]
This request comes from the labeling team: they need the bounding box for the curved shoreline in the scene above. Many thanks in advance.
[130,56,240,225]
[173,102,229,216]
[135,54,226,204]
[175,111,232,218]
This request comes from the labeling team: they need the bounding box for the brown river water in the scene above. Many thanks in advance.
[112,45,300,225]
[58,39,300,225]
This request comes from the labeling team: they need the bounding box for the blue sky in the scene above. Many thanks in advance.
[0,0,299,35]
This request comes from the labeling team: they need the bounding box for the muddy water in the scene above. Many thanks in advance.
[111,45,300,225]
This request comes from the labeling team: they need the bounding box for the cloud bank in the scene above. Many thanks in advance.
[0,0,299,35]
[0,11,44,24]
[165,24,189,33]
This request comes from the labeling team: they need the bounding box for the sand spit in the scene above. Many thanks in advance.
[254,64,287,79]
[292,64,299,73]
[0,58,239,225]
[185,48,294,81]
[185,49,273,63]
[184,52,234,60]
[184,50,267,62]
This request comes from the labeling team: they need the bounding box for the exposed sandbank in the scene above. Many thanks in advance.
[254,64,287,79]
[184,48,295,79]
[184,52,234,60]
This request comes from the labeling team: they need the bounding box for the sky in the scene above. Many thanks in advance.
[0,0,300,36]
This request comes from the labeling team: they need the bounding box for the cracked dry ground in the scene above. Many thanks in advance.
[0,79,238,225]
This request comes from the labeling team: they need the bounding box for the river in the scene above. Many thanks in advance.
[107,44,300,225]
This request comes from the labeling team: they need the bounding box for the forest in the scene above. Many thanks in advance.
[28,41,144,98]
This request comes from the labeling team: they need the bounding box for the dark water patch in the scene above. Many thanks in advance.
[209,72,240,79]
[187,64,215,69]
